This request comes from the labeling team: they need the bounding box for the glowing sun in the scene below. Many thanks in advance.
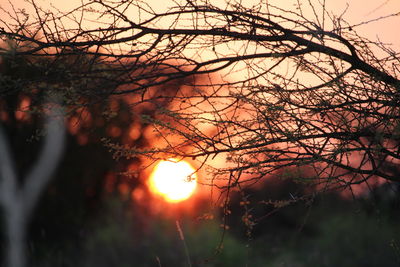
[149,159,197,203]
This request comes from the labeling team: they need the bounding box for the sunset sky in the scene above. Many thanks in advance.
[2,0,399,48]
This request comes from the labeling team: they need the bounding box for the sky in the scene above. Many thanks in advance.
[1,0,399,48]
[330,0,400,48]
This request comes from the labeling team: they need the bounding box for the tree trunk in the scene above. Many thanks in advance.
[5,199,27,267]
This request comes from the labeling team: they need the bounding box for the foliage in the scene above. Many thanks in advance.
[30,198,252,267]
[28,190,400,267]
[264,198,400,267]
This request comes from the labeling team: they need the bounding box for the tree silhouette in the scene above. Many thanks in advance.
[1,0,400,199]
[1,1,400,264]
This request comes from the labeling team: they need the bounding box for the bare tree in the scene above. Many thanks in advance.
[0,95,65,267]
[1,0,400,211]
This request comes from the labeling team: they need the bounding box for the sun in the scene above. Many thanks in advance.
[149,158,197,203]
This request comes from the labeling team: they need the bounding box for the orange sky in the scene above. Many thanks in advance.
[330,0,400,48]
[1,0,399,48]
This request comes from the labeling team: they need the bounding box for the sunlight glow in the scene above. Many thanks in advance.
[149,159,197,203]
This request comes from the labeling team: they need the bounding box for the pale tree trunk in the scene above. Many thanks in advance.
[5,199,27,267]
[0,97,65,267]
